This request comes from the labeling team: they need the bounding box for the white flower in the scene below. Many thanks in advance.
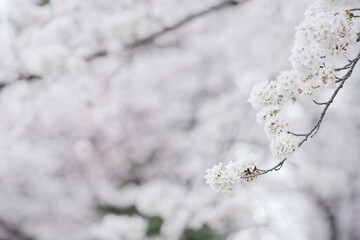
[317,65,337,88]
[204,154,259,195]
[248,80,283,110]
[256,105,280,125]
[264,117,289,139]
[270,133,298,159]
[277,70,297,92]
[297,81,315,97]
[289,8,358,86]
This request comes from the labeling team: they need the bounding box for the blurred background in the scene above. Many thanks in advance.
[0,0,360,239]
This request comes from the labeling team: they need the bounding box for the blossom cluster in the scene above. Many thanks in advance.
[204,154,259,195]
[248,0,359,160]
[205,0,360,194]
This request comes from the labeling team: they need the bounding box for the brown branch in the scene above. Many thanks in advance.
[242,51,360,179]
[125,0,246,49]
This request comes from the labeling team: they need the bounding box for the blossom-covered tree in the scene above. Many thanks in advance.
[0,0,359,240]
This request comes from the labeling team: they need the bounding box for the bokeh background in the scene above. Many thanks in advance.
[0,0,360,239]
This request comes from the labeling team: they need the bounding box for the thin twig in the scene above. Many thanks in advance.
[335,62,352,71]
[335,78,345,83]
[287,131,307,137]
[242,158,287,178]
[313,100,327,105]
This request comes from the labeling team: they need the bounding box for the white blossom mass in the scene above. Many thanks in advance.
[0,0,360,240]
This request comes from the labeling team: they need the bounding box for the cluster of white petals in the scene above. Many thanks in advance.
[247,80,283,111]
[204,154,259,195]
[269,133,298,159]
[247,0,360,160]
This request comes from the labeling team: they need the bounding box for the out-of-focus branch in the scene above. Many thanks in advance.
[242,51,360,179]
[84,1,248,60]
[0,73,42,90]
[85,50,108,61]
[85,0,248,60]
[126,0,247,49]
[0,83,8,90]
[316,199,338,240]
[0,218,35,240]
[17,73,42,82]
[306,190,339,240]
